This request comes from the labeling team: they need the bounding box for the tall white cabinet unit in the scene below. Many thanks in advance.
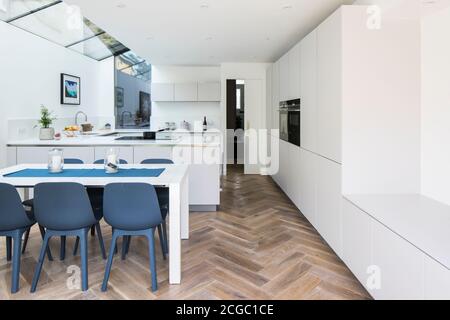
[267,5,423,299]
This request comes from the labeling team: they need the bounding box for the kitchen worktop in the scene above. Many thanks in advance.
[7,132,221,147]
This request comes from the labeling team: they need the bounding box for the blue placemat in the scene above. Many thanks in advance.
[4,168,165,178]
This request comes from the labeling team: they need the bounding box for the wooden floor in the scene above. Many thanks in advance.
[0,165,370,300]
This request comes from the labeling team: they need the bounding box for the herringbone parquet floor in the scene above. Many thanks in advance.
[0,165,370,300]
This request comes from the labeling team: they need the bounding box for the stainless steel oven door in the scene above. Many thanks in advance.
[279,109,289,142]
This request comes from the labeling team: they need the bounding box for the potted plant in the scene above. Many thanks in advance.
[37,105,56,140]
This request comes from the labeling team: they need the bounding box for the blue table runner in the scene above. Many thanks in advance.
[4,168,165,178]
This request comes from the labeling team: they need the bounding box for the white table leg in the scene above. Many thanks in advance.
[181,175,189,240]
[169,182,181,284]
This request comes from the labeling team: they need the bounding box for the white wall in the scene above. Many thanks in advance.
[0,22,113,168]
[421,7,450,206]
[341,7,421,194]
[151,65,221,131]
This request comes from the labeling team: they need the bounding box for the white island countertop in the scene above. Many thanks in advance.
[7,133,221,147]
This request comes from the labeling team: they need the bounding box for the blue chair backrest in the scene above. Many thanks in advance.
[94,159,128,165]
[140,159,173,164]
[34,183,96,231]
[103,183,163,231]
[0,183,34,231]
[65,158,84,164]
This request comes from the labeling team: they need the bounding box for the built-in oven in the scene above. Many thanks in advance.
[279,99,300,147]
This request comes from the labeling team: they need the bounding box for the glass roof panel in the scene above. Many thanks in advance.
[68,33,128,60]
[116,51,145,70]
[10,1,104,47]
[0,0,59,22]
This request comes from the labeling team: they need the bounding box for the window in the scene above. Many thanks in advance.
[114,51,152,130]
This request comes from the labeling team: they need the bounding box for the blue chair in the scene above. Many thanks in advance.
[0,183,36,293]
[121,159,173,259]
[30,182,101,292]
[22,158,85,260]
[101,183,163,292]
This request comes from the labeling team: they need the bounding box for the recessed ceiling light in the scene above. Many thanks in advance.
[116,3,126,8]
[282,4,293,9]
[205,36,213,40]
[209,55,215,59]
[200,3,209,8]
[146,36,154,40]
[266,37,271,41]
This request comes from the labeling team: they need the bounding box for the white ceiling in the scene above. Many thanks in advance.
[65,0,354,65]
[354,0,450,19]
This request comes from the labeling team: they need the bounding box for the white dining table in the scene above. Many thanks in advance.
[0,163,190,285]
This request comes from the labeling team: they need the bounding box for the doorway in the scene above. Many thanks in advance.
[226,79,245,172]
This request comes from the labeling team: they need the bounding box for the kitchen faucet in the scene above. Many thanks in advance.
[75,111,87,126]
[120,111,133,127]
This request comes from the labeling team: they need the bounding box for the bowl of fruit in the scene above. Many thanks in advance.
[63,125,80,137]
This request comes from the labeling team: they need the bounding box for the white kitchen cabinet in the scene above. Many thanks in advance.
[279,54,289,102]
[133,146,173,163]
[289,42,301,100]
[317,9,342,163]
[174,83,198,102]
[371,219,424,300]
[298,149,317,226]
[424,256,450,299]
[17,147,95,164]
[300,30,318,153]
[316,156,342,255]
[198,82,220,102]
[288,144,301,208]
[94,146,134,164]
[277,139,290,191]
[266,66,273,131]
[342,199,372,287]
[151,83,174,102]
[272,61,280,132]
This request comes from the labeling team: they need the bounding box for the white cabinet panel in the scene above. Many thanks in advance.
[133,146,173,163]
[279,54,290,102]
[174,83,198,102]
[299,149,317,226]
[316,156,342,254]
[17,147,95,164]
[371,220,424,300]
[300,30,318,153]
[151,83,174,102]
[342,199,372,286]
[287,144,301,207]
[198,82,220,102]
[272,61,280,132]
[277,139,289,190]
[317,10,342,163]
[7,147,17,166]
[94,147,134,164]
[189,164,220,205]
[424,256,450,300]
[266,66,273,131]
[289,42,301,100]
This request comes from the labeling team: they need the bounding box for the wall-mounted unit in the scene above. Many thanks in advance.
[151,82,220,102]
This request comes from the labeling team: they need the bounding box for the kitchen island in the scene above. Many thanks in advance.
[7,131,222,210]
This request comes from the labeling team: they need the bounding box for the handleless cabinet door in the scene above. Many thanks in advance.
[299,149,317,226]
[300,30,318,153]
[317,9,342,163]
[289,42,301,100]
[198,82,220,101]
[17,147,94,164]
[279,53,290,102]
[94,147,133,164]
[272,61,280,132]
[174,83,198,102]
[151,83,174,102]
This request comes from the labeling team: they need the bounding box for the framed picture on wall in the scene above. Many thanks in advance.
[115,87,124,108]
[60,73,80,105]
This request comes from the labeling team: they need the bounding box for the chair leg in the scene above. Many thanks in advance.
[21,228,30,254]
[79,230,88,291]
[38,225,53,261]
[162,221,168,254]
[157,225,166,260]
[30,233,50,293]
[73,237,79,256]
[121,236,131,260]
[60,236,66,261]
[147,228,158,292]
[95,223,106,260]
[11,230,23,294]
[112,227,118,255]
[102,231,119,292]
[6,237,12,261]
[90,225,95,236]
